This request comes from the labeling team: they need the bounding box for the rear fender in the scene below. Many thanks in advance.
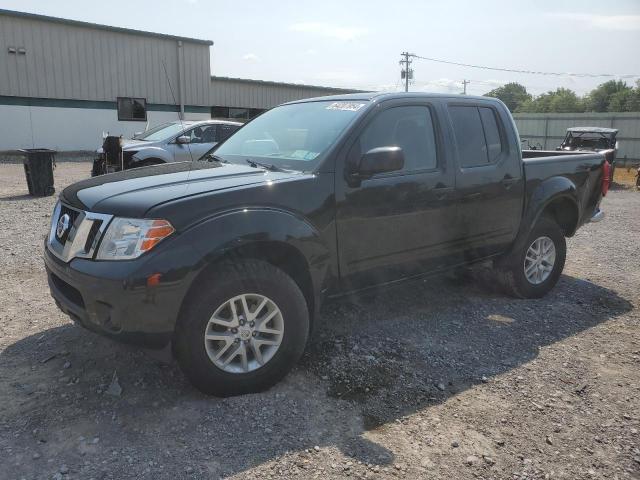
[504,176,578,262]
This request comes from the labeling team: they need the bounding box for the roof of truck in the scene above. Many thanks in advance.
[285,92,500,104]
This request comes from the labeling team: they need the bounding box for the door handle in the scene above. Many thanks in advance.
[433,186,454,201]
[501,176,518,189]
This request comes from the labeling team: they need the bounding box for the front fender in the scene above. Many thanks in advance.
[184,207,332,300]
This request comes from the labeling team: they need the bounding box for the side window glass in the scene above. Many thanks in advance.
[359,106,438,171]
[479,107,504,163]
[186,127,203,144]
[200,126,217,143]
[448,105,488,167]
[217,124,239,143]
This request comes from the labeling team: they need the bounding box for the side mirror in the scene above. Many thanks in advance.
[358,146,404,177]
[176,135,191,145]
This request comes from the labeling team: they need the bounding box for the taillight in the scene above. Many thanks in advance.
[601,161,610,196]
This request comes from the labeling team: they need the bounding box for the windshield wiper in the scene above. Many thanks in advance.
[245,158,283,172]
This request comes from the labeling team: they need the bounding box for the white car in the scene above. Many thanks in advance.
[93,120,242,175]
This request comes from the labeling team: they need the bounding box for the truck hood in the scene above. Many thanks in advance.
[60,162,301,218]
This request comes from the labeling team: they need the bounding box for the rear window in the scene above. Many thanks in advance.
[449,105,504,167]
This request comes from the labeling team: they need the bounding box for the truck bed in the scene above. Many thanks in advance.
[521,150,605,233]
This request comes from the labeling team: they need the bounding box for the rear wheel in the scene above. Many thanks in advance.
[173,260,309,396]
[496,217,566,298]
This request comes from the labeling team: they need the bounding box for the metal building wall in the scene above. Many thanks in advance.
[514,112,640,165]
[0,11,211,106]
[210,76,362,110]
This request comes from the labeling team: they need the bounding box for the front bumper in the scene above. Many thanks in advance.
[44,242,192,349]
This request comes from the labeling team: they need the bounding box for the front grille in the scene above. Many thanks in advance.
[47,202,113,263]
[50,273,85,308]
[56,204,81,244]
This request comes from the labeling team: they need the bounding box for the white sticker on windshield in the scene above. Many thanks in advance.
[326,102,366,112]
[290,150,319,160]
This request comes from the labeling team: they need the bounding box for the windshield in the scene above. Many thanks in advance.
[136,122,185,141]
[212,100,368,170]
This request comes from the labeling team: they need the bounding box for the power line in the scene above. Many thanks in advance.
[409,53,640,79]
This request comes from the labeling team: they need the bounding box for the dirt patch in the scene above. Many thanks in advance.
[1,162,639,479]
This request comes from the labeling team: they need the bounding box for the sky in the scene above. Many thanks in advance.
[2,0,639,96]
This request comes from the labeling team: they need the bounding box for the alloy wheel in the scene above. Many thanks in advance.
[204,293,284,373]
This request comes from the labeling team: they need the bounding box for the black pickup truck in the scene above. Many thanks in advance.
[44,93,609,396]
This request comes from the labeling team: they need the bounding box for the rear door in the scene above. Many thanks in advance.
[336,99,457,288]
[447,101,523,259]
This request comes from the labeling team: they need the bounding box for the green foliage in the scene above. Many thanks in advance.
[607,80,640,112]
[499,80,640,113]
[483,82,531,112]
[585,80,631,112]
[515,88,584,113]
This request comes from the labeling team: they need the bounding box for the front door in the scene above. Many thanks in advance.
[335,101,457,289]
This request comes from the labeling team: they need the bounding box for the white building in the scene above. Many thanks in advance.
[0,8,361,152]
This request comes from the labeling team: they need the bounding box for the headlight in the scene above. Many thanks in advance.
[96,218,174,260]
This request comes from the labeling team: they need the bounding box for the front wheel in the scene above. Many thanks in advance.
[496,217,566,299]
[173,260,309,396]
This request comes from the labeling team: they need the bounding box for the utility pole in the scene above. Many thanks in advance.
[399,52,413,92]
[462,79,470,95]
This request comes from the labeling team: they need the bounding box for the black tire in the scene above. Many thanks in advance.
[173,259,309,396]
[496,217,566,299]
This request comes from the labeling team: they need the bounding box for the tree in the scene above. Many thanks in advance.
[584,80,631,112]
[515,88,584,113]
[607,80,640,112]
[483,82,531,112]
[548,88,584,113]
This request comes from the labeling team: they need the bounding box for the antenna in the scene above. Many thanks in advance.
[162,60,195,163]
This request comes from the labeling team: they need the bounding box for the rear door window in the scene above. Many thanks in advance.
[479,107,503,163]
[449,106,488,167]
[449,105,504,167]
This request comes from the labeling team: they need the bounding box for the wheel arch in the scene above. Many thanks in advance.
[501,176,579,265]
[175,208,332,333]
[525,176,580,237]
[131,147,172,165]
[182,240,316,323]
[539,196,579,237]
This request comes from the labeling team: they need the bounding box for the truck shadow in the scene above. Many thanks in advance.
[0,273,632,478]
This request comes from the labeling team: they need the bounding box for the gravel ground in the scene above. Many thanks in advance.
[0,162,639,480]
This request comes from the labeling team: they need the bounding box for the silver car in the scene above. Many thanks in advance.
[95,120,242,174]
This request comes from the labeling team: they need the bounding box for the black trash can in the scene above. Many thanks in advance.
[21,149,56,197]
